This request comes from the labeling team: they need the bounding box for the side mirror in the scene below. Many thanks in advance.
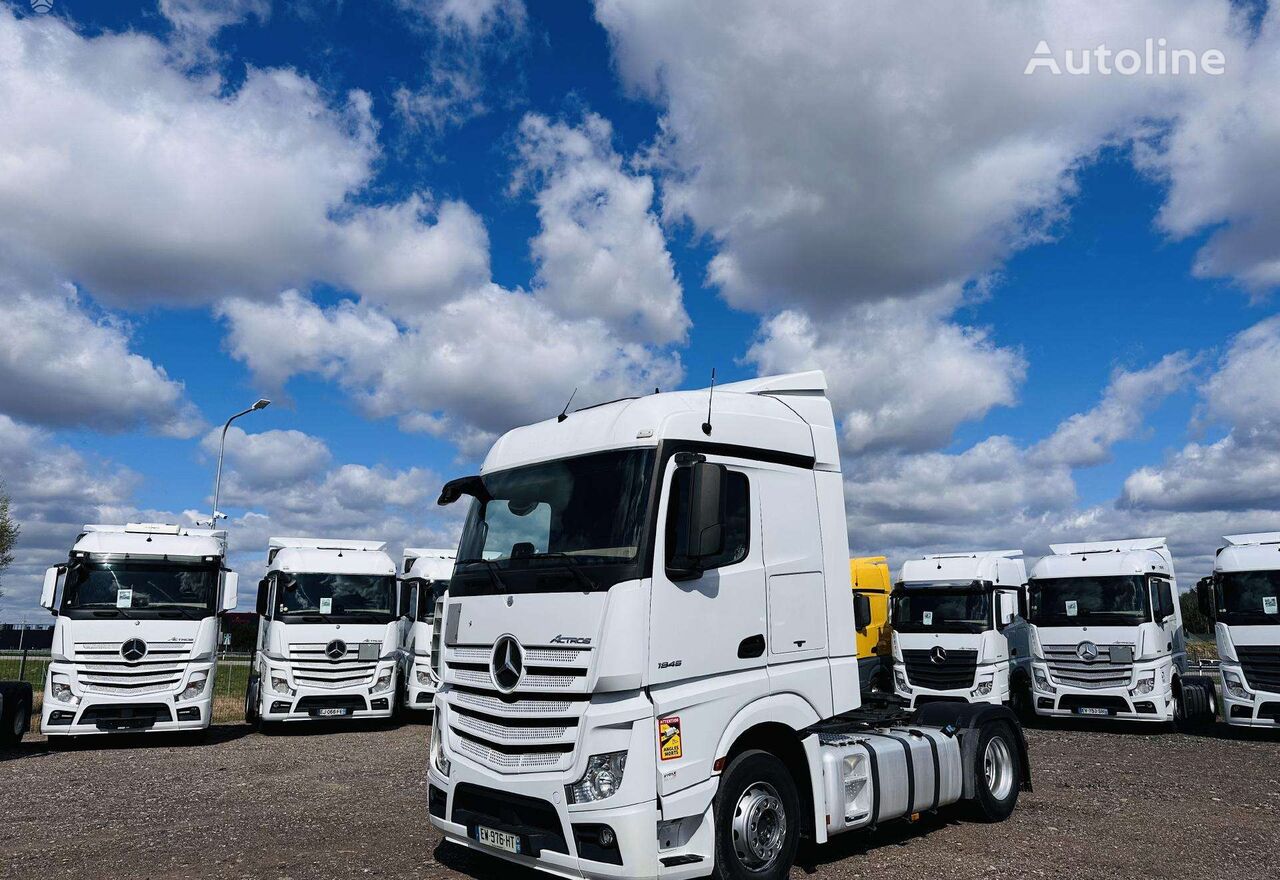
[997,592,1017,628]
[1196,577,1215,621]
[256,577,271,618]
[220,571,239,612]
[41,565,64,612]
[852,592,872,631]
[685,460,725,562]
[398,581,415,618]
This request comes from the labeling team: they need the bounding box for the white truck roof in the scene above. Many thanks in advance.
[267,536,396,576]
[1216,532,1280,573]
[1032,537,1174,580]
[899,550,1025,588]
[74,523,228,559]
[482,371,840,475]
[403,548,456,580]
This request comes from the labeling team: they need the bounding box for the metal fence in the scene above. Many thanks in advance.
[0,649,253,734]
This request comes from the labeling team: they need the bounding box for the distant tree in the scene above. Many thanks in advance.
[1180,588,1210,635]
[0,487,17,602]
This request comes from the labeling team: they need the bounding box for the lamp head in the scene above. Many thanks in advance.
[251,399,271,410]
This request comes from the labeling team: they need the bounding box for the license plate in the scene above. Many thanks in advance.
[1075,707,1112,716]
[312,707,351,717]
[475,826,521,854]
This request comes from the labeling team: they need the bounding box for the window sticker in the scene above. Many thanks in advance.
[922,611,933,626]
[1065,600,1078,617]
[116,588,133,609]
[659,716,682,761]
[320,597,333,614]
[1264,596,1278,615]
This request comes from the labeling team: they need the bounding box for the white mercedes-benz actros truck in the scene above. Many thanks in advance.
[38,523,238,738]
[1200,532,1280,728]
[400,547,455,713]
[427,372,1029,880]
[890,551,1031,712]
[244,537,401,727]
[1027,538,1215,726]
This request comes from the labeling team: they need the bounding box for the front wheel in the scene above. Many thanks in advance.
[713,750,800,880]
[966,722,1021,822]
[1174,677,1216,732]
[0,695,30,746]
[244,674,261,726]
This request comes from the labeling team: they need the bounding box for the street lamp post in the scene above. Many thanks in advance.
[209,399,271,529]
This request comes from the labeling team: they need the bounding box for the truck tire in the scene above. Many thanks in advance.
[0,690,31,746]
[1174,676,1216,732]
[244,674,261,725]
[1008,676,1033,725]
[713,750,801,880]
[966,722,1021,822]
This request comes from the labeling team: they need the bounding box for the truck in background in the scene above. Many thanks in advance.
[37,523,237,739]
[1200,532,1280,727]
[849,556,891,694]
[890,550,1030,713]
[400,547,455,714]
[427,371,1028,880]
[1027,538,1215,726]
[245,537,400,727]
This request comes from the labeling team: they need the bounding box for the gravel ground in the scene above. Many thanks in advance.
[2,718,1278,880]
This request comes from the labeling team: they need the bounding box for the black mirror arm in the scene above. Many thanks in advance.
[438,475,491,506]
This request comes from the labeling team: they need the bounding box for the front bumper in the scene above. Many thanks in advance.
[260,662,398,722]
[42,663,214,736]
[895,663,1008,708]
[1031,659,1174,722]
[1222,687,1280,728]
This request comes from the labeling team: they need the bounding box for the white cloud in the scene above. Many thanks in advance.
[515,113,689,344]
[395,0,526,37]
[159,0,270,44]
[595,0,1248,313]
[746,290,1024,453]
[200,426,332,488]
[1199,314,1280,431]
[0,282,202,436]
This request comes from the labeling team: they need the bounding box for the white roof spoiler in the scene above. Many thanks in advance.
[918,549,1022,561]
[403,547,456,567]
[1049,537,1167,555]
[1224,532,1280,547]
[84,523,227,540]
[715,371,827,396]
[269,536,388,552]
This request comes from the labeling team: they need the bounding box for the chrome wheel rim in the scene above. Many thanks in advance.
[731,781,786,870]
[983,735,1014,801]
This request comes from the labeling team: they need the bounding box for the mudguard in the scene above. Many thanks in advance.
[910,702,1032,796]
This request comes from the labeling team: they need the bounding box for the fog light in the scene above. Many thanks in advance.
[1130,672,1155,696]
[1223,671,1251,702]
[566,751,628,804]
[1033,665,1056,695]
[599,827,615,848]
[179,675,208,701]
[371,669,394,694]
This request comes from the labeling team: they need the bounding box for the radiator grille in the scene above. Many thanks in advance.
[72,642,191,694]
[286,643,379,688]
[1237,646,1280,693]
[1043,644,1134,690]
[901,649,978,690]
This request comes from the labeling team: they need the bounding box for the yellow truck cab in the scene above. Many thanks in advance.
[852,556,893,693]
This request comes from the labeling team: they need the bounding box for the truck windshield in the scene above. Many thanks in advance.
[891,586,992,634]
[60,560,219,618]
[1028,576,1151,626]
[1215,570,1280,626]
[452,448,655,596]
[277,573,396,621]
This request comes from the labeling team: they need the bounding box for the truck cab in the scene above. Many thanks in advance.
[1201,532,1280,727]
[890,551,1030,710]
[849,556,891,694]
[1027,538,1213,725]
[38,522,238,737]
[427,372,1028,880]
[245,537,400,725]
[400,547,455,713]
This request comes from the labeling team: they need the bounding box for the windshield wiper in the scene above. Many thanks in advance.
[460,558,511,594]
[523,552,597,590]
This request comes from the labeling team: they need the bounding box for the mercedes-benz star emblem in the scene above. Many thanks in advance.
[121,638,148,662]
[929,645,948,664]
[326,639,348,660]
[1076,640,1100,662]
[491,635,524,693]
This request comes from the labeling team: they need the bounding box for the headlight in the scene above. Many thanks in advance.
[179,674,208,701]
[416,667,435,686]
[972,679,994,698]
[1223,671,1251,701]
[371,669,394,694]
[430,723,451,778]
[1033,665,1055,695]
[269,672,295,697]
[1130,672,1156,696]
[51,675,79,705]
[566,751,628,805]
[894,667,911,693]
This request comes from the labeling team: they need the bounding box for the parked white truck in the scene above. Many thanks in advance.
[427,372,1029,880]
[37,523,237,738]
[1027,538,1215,726]
[890,551,1031,712]
[244,537,400,726]
[400,547,455,713]
[1200,532,1280,727]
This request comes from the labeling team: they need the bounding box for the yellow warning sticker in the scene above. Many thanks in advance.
[659,716,682,761]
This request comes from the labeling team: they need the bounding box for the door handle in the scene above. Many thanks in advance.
[738,634,765,659]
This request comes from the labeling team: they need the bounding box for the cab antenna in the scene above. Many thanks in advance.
[557,387,578,423]
[702,368,716,435]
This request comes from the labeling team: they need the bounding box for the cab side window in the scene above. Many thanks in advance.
[665,467,750,571]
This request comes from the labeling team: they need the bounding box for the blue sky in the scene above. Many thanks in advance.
[2,0,1279,619]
